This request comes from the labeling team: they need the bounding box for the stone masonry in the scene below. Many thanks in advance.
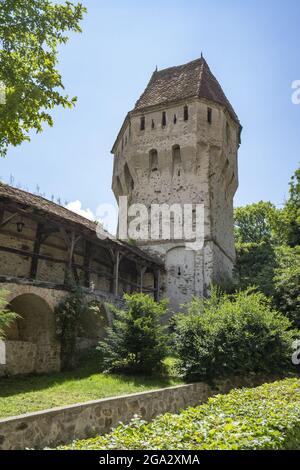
[111,57,242,311]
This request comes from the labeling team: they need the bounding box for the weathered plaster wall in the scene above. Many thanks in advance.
[0,374,277,450]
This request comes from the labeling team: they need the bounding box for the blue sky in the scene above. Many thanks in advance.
[0,0,299,226]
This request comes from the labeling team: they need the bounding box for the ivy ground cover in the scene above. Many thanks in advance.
[60,378,300,450]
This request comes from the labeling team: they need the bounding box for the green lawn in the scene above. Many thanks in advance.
[0,356,181,419]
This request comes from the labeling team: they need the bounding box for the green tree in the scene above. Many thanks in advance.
[234,201,281,295]
[234,201,279,244]
[273,245,300,329]
[98,294,169,374]
[0,290,18,339]
[281,165,300,247]
[235,241,277,296]
[0,0,86,157]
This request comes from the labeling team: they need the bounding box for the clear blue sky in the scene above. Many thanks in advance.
[0,0,299,221]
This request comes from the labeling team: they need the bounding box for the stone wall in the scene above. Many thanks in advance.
[0,374,277,450]
[0,282,113,376]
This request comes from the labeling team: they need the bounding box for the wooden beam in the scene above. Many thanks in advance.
[0,205,4,225]
[0,212,17,228]
[112,250,121,296]
[29,223,43,279]
[136,263,147,293]
[83,241,92,288]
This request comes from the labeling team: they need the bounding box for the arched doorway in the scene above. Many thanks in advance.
[5,294,60,374]
[166,246,195,311]
[77,301,109,352]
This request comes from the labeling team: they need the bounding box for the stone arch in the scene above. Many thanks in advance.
[5,293,60,374]
[165,246,195,311]
[77,301,109,353]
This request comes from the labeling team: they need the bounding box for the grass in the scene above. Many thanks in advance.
[0,355,181,419]
[60,377,300,450]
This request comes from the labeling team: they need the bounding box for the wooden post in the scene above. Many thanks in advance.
[60,229,81,284]
[137,265,147,293]
[113,250,120,297]
[154,269,160,301]
[83,241,92,288]
[30,223,43,279]
[0,204,4,225]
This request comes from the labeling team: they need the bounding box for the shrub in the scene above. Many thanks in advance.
[55,286,105,370]
[60,378,300,450]
[0,290,18,339]
[98,293,169,374]
[173,289,297,381]
[234,241,277,296]
[273,245,300,329]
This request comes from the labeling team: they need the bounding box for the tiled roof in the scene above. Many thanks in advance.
[0,183,163,266]
[134,57,240,125]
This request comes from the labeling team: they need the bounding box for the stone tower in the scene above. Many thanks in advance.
[111,57,241,311]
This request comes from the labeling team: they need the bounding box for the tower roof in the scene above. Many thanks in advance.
[134,57,240,125]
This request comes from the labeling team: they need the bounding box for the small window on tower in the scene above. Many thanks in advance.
[140,116,145,131]
[151,119,155,129]
[207,107,212,124]
[162,111,166,127]
[173,114,177,124]
[177,266,181,276]
[183,105,189,121]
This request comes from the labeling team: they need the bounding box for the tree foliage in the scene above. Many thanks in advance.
[0,0,86,157]
[173,288,297,381]
[273,245,300,329]
[234,165,300,302]
[234,201,279,245]
[98,294,169,374]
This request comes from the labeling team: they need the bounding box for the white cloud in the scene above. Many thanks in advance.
[65,200,95,221]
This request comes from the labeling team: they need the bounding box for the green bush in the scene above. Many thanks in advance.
[274,246,300,329]
[173,289,297,381]
[98,293,169,374]
[60,378,300,450]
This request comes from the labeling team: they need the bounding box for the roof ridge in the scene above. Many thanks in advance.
[197,57,205,97]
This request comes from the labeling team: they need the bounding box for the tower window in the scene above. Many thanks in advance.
[183,105,189,121]
[173,114,177,124]
[207,107,212,124]
[149,149,158,172]
[140,116,145,131]
[162,111,166,127]
[177,266,181,276]
[172,144,182,177]
[151,119,155,129]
